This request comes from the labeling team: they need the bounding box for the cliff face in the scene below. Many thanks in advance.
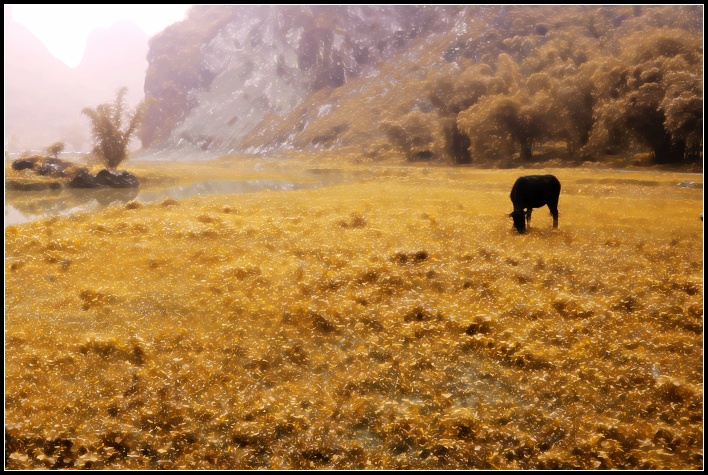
[139,5,462,158]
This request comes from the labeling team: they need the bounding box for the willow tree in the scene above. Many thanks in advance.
[82,87,145,169]
[661,61,703,162]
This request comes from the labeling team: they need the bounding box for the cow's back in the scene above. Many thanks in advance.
[510,175,560,209]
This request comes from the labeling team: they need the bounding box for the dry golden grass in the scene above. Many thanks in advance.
[4,163,703,469]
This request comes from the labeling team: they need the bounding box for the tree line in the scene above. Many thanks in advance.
[381,6,702,166]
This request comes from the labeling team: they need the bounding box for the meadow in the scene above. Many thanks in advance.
[4,160,704,469]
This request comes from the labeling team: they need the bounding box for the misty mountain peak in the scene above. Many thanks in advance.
[5,15,149,152]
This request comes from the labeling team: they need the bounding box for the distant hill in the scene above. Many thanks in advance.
[75,19,147,107]
[4,8,148,153]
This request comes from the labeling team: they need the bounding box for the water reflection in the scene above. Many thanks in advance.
[5,187,140,226]
[138,179,308,203]
[5,171,352,227]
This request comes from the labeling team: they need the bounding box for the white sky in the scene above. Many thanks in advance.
[10,4,193,68]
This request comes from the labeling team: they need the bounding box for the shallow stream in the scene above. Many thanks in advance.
[4,169,353,227]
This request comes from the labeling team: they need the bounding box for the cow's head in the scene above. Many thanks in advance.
[509,210,526,234]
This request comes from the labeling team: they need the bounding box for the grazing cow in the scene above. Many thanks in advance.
[509,174,561,234]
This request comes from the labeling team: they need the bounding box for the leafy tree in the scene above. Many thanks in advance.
[661,61,703,162]
[459,92,552,161]
[82,87,145,169]
[457,54,554,161]
[428,62,501,116]
[381,110,442,162]
[428,62,503,163]
[440,117,472,164]
[588,29,702,164]
[521,31,599,155]
[45,140,66,159]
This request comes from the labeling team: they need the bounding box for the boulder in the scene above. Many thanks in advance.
[96,169,140,188]
[11,157,39,171]
[68,170,101,188]
[36,162,68,177]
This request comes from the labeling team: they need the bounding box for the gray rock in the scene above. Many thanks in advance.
[68,170,101,188]
[96,169,140,188]
[11,157,39,171]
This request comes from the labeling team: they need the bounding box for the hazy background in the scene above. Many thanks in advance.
[4,4,190,153]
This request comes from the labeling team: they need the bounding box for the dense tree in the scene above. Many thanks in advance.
[82,87,145,169]
[381,110,442,161]
[427,62,506,163]
[457,54,555,161]
[588,29,702,164]
[520,32,599,155]
[428,62,500,115]
[440,117,472,164]
[661,60,703,162]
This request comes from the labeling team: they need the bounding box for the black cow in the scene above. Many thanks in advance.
[509,175,561,234]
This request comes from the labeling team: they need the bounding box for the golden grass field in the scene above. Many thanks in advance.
[4,159,704,469]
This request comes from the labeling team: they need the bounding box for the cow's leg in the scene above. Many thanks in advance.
[549,205,559,228]
[525,209,532,226]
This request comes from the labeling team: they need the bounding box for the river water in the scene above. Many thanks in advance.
[4,169,354,227]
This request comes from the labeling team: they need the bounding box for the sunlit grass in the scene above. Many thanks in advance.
[4,163,703,469]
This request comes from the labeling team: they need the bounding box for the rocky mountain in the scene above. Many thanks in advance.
[137,5,703,166]
[4,7,148,153]
[139,5,464,160]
